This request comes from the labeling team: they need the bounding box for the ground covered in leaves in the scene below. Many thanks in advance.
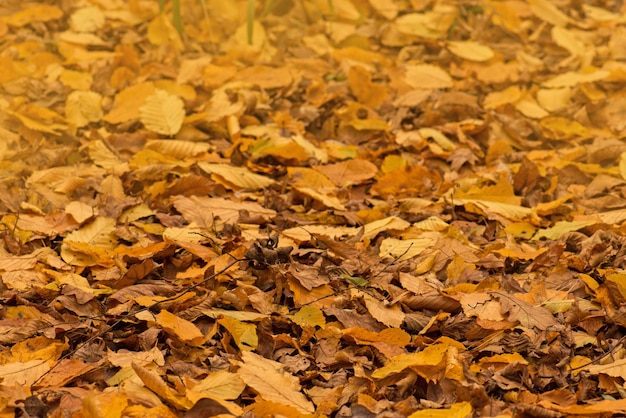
[3,0,626,416]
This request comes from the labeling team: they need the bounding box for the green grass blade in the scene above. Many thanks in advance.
[172,0,184,38]
[247,0,255,45]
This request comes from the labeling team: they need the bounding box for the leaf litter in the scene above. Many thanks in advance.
[2,0,626,416]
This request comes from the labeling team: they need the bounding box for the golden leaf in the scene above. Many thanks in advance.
[156,310,204,344]
[447,41,495,62]
[236,351,315,413]
[140,89,185,136]
[404,64,453,89]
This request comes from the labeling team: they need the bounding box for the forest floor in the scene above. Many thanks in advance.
[2,0,626,417]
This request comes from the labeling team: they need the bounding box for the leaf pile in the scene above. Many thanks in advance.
[2,0,626,416]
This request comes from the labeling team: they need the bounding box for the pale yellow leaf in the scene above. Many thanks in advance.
[359,291,405,328]
[172,195,276,226]
[447,41,494,62]
[514,97,549,119]
[147,13,183,49]
[198,162,275,190]
[66,91,102,127]
[132,362,192,410]
[88,140,128,174]
[65,201,95,224]
[552,26,586,56]
[532,220,597,240]
[372,339,459,379]
[419,128,455,151]
[69,7,105,32]
[140,89,185,136]
[104,82,155,124]
[405,65,453,89]
[583,4,626,23]
[219,317,258,351]
[363,216,411,240]
[394,5,457,39]
[454,199,534,221]
[585,358,626,378]
[536,87,571,112]
[378,238,431,261]
[368,0,398,19]
[292,306,326,329]
[294,186,346,211]
[409,402,472,418]
[483,85,522,109]
[64,217,116,249]
[0,360,49,386]
[188,370,246,401]
[57,31,108,46]
[144,140,211,158]
[542,70,609,88]
[528,0,573,26]
[237,351,315,413]
[4,5,63,27]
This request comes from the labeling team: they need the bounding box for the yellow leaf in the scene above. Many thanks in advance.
[147,13,183,49]
[131,362,192,410]
[514,96,549,119]
[378,238,431,261]
[372,341,449,379]
[585,358,626,379]
[343,327,411,347]
[419,128,455,151]
[552,26,586,56]
[104,82,156,124]
[144,139,211,159]
[87,140,127,173]
[528,0,573,26]
[198,162,275,190]
[485,0,521,33]
[69,6,105,32]
[542,69,609,88]
[4,5,63,27]
[408,401,472,418]
[394,6,457,39]
[187,370,246,401]
[219,317,258,351]
[363,216,411,240]
[156,310,204,344]
[540,116,588,138]
[369,0,398,19]
[536,87,571,112]
[359,291,405,328]
[479,352,528,365]
[64,217,116,249]
[8,103,68,135]
[64,201,94,224]
[66,91,103,128]
[483,85,522,109]
[140,89,185,136]
[348,66,387,108]
[405,64,453,89]
[0,360,50,386]
[313,159,378,188]
[532,220,596,240]
[81,392,128,418]
[202,308,268,322]
[447,41,494,62]
[292,306,326,329]
[455,176,520,205]
[236,351,315,413]
[60,69,93,90]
